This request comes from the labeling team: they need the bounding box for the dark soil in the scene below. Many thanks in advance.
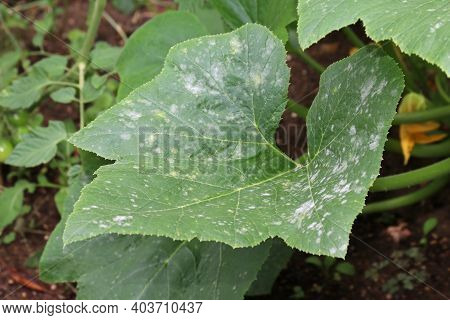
[0,1,448,300]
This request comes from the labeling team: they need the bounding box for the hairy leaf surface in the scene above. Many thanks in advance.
[66,25,404,257]
[297,0,450,75]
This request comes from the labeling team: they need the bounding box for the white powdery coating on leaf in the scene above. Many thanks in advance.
[290,200,315,226]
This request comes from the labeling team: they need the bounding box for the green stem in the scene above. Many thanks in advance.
[78,62,86,129]
[288,99,450,125]
[78,0,106,63]
[0,9,21,51]
[48,81,79,88]
[392,105,450,124]
[385,138,450,158]
[435,73,450,103]
[370,158,450,192]
[103,11,127,43]
[287,100,309,118]
[342,27,365,48]
[286,30,325,74]
[363,177,448,213]
[288,44,325,74]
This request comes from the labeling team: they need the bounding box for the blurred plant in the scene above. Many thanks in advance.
[420,217,438,246]
[305,256,356,281]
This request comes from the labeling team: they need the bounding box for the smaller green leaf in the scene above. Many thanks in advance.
[2,232,16,244]
[33,55,68,78]
[50,87,77,104]
[0,51,20,89]
[305,256,322,268]
[423,217,438,236]
[0,55,68,109]
[54,188,68,216]
[91,73,107,89]
[0,180,35,233]
[90,42,122,72]
[335,262,356,276]
[32,12,53,45]
[82,76,105,103]
[5,121,67,168]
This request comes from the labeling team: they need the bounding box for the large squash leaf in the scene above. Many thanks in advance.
[297,0,450,75]
[40,171,271,299]
[65,24,404,257]
[116,11,208,100]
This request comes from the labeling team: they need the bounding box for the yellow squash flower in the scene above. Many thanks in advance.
[398,93,447,165]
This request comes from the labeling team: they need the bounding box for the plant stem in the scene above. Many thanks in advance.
[392,105,450,124]
[78,62,86,129]
[384,41,421,92]
[288,99,450,125]
[0,10,21,52]
[385,138,450,158]
[435,73,450,103]
[363,177,448,214]
[370,158,450,192]
[78,0,106,63]
[286,30,325,74]
[287,100,309,118]
[103,11,127,43]
[288,44,325,74]
[342,27,364,48]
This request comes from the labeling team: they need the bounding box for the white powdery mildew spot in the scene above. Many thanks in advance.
[360,76,376,102]
[113,215,133,226]
[120,132,131,140]
[368,134,380,151]
[125,110,142,121]
[230,37,242,54]
[290,200,315,227]
[349,125,356,135]
[183,74,205,95]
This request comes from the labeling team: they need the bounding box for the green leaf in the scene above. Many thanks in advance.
[0,55,68,109]
[90,42,122,72]
[91,73,107,89]
[40,171,271,299]
[423,217,438,236]
[6,121,67,167]
[210,0,297,42]
[297,0,450,75]
[335,261,355,276]
[176,0,226,34]
[82,76,105,103]
[50,87,77,104]
[0,51,20,89]
[2,232,16,244]
[0,180,34,233]
[116,11,208,100]
[305,256,322,268]
[66,25,404,258]
[247,238,292,296]
[33,55,68,78]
